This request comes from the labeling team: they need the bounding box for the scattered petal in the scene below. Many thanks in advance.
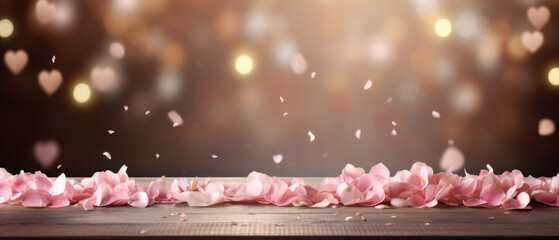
[355,129,361,139]
[432,110,440,119]
[308,131,316,142]
[332,205,338,208]
[57,164,61,169]
[345,216,353,221]
[283,112,288,117]
[168,110,183,127]
[391,215,397,219]
[173,122,179,127]
[391,129,397,136]
[363,79,373,90]
[145,111,150,115]
[140,230,147,234]
[504,212,511,215]
[275,223,284,227]
[108,130,115,134]
[385,223,392,226]
[211,155,218,159]
[487,216,495,220]
[375,204,391,209]
[155,153,160,159]
[296,216,301,220]
[391,121,397,126]
[311,72,316,78]
[424,223,430,226]
[334,212,339,216]
[272,154,283,164]
[51,55,55,63]
[361,216,367,221]
[103,151,112,160]
[355,212,362,216]
[248,212,256,215]
[279,96,284,103]
[123,105,128,111]
[386,97,393,103]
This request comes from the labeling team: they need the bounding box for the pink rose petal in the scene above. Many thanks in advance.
[128,192,149,208]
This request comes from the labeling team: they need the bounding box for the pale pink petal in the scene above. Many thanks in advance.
[129,191,149,208]
[48,173,66,196]
[83,199,93,211]
[22,184,48,208]
[48,194,70,208]
[464,198,487,207]
[390,198,409,208]
[503,192,531,210]
[184,191,211,206]
[480,183,506,207]
[369,163,390,179]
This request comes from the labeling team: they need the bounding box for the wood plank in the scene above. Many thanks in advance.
[1,177,558,239]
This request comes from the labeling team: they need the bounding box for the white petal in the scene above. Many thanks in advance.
[279,96,284,103]
[308,131,316,142]
[432,110,441,119]
[363,79,373,90]
[273,154,283,164]
[391,129,397,136]
[355,129,361,139]
[103,151,112,160]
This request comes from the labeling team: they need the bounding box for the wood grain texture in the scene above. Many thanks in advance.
[1,177,558,239]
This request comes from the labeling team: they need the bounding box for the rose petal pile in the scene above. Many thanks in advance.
[1,162,558,210]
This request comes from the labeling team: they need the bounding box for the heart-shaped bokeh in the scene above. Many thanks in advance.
[33,140,60,169]
[522,31,544,53]
[90,67,116,92]
[4,50,28,75]
[527,6,550,30]
[35,0,56,24]
[38,69,63,96]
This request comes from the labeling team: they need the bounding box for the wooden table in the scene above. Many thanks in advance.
[1,177,558,239]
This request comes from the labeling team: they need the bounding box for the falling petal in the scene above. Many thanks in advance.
[103,151,112,160]
[392,121,397,126]
[345,216,353,221]
[311,72,316,78]
[386,97,393,103]
[108,130,115,134]
[432,110,441,119]
[168,110,184,127]
[275,223,284,227]
[391,129,397,136]
[363,79,373,90]
[57,164,61,169]
[173,122,179,127]
[145,111,150,115]
[439,146,465,172]
[283,112,288,117]
[424,223,430,226]
[211,155,218,159]
[155,153,160,159]
[308,131,316,142]
[538,118,555,136]
[52,55,56,63]
[123,105,129,111]
[355,129,361,139]
[272,154,283,164]
[279,96,284,103]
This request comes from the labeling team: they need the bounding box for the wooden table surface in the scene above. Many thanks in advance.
[1,177,558,240]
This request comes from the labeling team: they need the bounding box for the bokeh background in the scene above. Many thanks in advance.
[0,0,558,177]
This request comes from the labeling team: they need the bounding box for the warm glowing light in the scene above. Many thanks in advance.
[73,83,91,103]
[435,19,452,38]
[548,68,559,86]
[235,55,253,75]
[0,19,14,38]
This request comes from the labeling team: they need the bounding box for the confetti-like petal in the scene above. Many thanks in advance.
[103,152,112,160]
[363,79,373,90]
[307,131,315,142]
[273,154,283,164]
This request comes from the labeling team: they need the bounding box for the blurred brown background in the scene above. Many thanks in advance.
[0,0,558,177]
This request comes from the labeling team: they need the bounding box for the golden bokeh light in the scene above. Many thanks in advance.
[235,55,254,75]
[548,68,559,86]
[73,83,91,103]
[0,19,14,38]
[435,18,452,38]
